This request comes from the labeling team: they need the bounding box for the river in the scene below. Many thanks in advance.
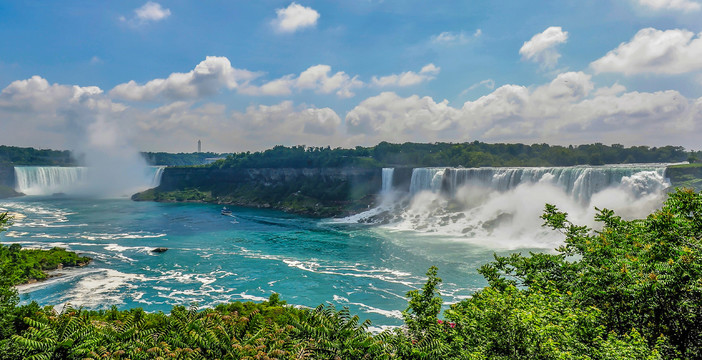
[0,164,671,328]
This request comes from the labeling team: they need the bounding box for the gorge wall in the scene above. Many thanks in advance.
[0,164,14,188]
[136,167,384,217]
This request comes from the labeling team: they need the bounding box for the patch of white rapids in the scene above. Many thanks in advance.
[342,164,671,250]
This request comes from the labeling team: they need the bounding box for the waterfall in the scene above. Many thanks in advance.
[14,166,88,196]
[416,164,668,203]
[14,166,166,196]
[409,168,445,194]
[149,166,166,188]
[381,168,395,193]
[345,164,672,248]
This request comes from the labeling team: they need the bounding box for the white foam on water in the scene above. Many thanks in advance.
[54,269,146,307]
[367,325,399,334]
[237,293,269,302]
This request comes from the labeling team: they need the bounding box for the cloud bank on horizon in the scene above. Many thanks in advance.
[0,0,701,153]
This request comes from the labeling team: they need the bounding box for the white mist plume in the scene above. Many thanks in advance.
[72,114,155,197]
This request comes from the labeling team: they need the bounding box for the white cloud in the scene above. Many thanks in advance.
[121,2,171,26]
[371,63,441,87]
[241,64,363,98]
[344,71,702,147]
[591,28,702,75]
[519,26,569,68]
[110,56,259,101]
[0,76,129,150]
[134,100,343,151]
[272,2,320,33]
[0,76,116,112]
[346,92,458,139]
[462,79,496,96]
[135,2,171,21]
[431,29,481,45]
[2,72,700,153]
[636,0,701,12]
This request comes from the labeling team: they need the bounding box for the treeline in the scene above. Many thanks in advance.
[2,142,699,168]
[213,142,699,169]
[141,152,227,166]
[0,146,74,166]
[2,189,702,358]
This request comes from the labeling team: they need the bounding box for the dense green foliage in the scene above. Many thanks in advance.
[0,243,91,285]
[0,146,74,166]
[2,189,702,358]
[141,152,227,166]
[213,142,693,169]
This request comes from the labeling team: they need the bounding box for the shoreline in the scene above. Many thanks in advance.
[131,189,378,218]
[17,260,91,286]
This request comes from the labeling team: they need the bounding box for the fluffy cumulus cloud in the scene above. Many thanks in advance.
[241,64,363,98]
[346,92,459,141]
[131,100,343,151]
[0,76,129,150]
[519,26,569,68]
[371,64,441,87]
[591,28,702,75]
[110,57,445,101]
[343,71,702,147]
[120,2,171,26]
[272,2,320,33]
[135,2,171,21]
[636,0,701,12]
[2,71,701,153]
[110,56,259,101]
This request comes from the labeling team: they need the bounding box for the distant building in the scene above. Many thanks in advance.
[197,140,201,153]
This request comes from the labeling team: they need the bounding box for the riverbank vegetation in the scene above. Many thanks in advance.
[1,188,701,358]
[0,146,74,166]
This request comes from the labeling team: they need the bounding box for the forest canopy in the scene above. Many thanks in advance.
[212,141,699,169]
[2,142,701,168]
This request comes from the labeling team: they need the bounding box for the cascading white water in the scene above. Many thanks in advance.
[14,166,166,196]
[381,168,394,194]
[440,164,668,203]
[409,168,445,194]
[150,166,166,188]
[347,164,672,249]
[14,166,88,195]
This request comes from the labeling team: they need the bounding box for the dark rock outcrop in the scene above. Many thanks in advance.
[0,164,15,188]
[135,167,384,217]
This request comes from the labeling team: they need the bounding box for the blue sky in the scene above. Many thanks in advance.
[1,0,702,153]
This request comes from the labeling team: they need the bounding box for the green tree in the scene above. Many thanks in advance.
[476,188,702,358]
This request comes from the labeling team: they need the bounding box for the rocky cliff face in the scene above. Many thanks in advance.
[138,167,384,217]
[0,164,15,188]
[158,167,382,191]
